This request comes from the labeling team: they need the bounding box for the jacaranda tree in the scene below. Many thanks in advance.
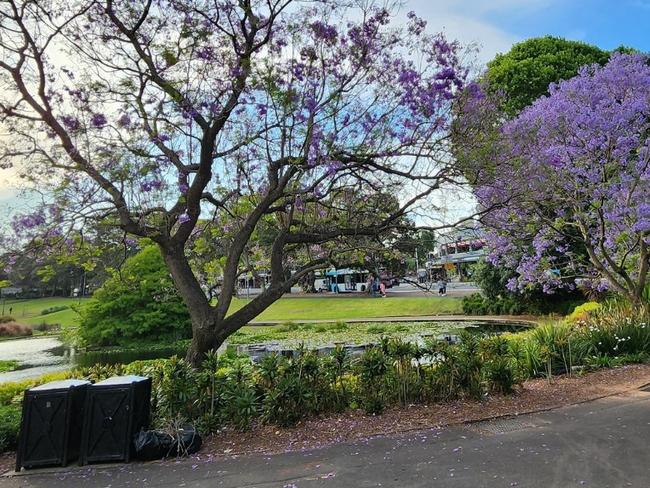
[475,54,650,303]
[0,1,471,364]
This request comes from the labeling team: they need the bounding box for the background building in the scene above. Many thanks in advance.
[426,226,486,281]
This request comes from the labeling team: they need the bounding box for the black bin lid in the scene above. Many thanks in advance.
[29,379,90,392]
[94,375,148,386]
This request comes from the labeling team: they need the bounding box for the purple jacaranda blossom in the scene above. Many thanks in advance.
[12,210,46,232]
[310,21,338,45]
[90,113,107,129]
[406,11,427,36]
[61,115,80,131]
[178,212,191,224]
[140,179,163,192]
[117,113,132,128]
[476,54,650,301]
[178,172,190,193]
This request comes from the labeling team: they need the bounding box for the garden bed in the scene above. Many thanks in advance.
[201,363,650,458]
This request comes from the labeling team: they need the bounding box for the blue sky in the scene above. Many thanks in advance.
[408,0,650,61]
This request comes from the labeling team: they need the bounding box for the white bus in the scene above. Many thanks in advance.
[321,268,370,293]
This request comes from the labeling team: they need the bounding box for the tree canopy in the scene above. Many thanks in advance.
[485,36,610,116]
[80,245,191,346]
[475,54,650,302]
[0,1,471,364]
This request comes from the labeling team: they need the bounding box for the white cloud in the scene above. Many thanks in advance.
[403,0,556,63]
[427,12,519,62]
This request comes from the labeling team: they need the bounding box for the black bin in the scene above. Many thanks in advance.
[80,375,151,465]
[16,379,90,471]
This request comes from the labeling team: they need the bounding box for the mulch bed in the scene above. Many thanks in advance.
[3,364,650,474]
[201,363,650,458]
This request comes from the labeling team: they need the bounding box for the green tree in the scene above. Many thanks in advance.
[79,246,191,347]
[485,36,610,116]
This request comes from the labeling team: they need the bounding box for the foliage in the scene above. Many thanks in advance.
[3,301,649,450]
[461,291,581,316]
[0,371,76,406]
[0,360,18,373]
[30,321,61,333]
[470,259,515,300]
[40,305,69,315]
[0,322,32,337]
[0,405,21,453]
[485,36,610,116]
[79,246,191,347]
[566,302,601,323]
[357,346,389,413]
[462,293,524,316]
[575,302,650,357]
[477,54,650,302]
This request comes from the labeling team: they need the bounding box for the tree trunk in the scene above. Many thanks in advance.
[302,271,317,293]
[185,320,221,366]
[160,243,318,366]
[160,245,216,366]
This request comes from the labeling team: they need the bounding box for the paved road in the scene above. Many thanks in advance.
[238,282,480,299]
[6,390,650,487]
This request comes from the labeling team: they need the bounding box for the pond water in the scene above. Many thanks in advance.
[0,337,71,383]
[0,337,186,384]
[233,321,528,362]
[0,320,529,383]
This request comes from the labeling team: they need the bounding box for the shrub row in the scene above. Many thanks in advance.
[0,333,520,452]
[40,306,69,315]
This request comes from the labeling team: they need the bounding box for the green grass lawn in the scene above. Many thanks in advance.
[1,297,89,327]
[0,360,19,373]
[0,295,461,330]
[228,296,462,321]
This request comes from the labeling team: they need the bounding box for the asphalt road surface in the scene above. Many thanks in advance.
[5,389,650,487]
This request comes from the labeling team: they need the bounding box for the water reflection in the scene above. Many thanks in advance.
[0,337,186,383]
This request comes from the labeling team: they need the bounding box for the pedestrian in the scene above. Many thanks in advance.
[379,280,387,298]
[373,276,380,297]
[366,274,374,295]
[9,307,12,316]
[437,278,444,296]
[441,279,447,296]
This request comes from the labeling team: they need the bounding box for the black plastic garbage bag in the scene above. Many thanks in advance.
[172,425,202,456]
[133,426,202,461]
[133,430,174,461]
